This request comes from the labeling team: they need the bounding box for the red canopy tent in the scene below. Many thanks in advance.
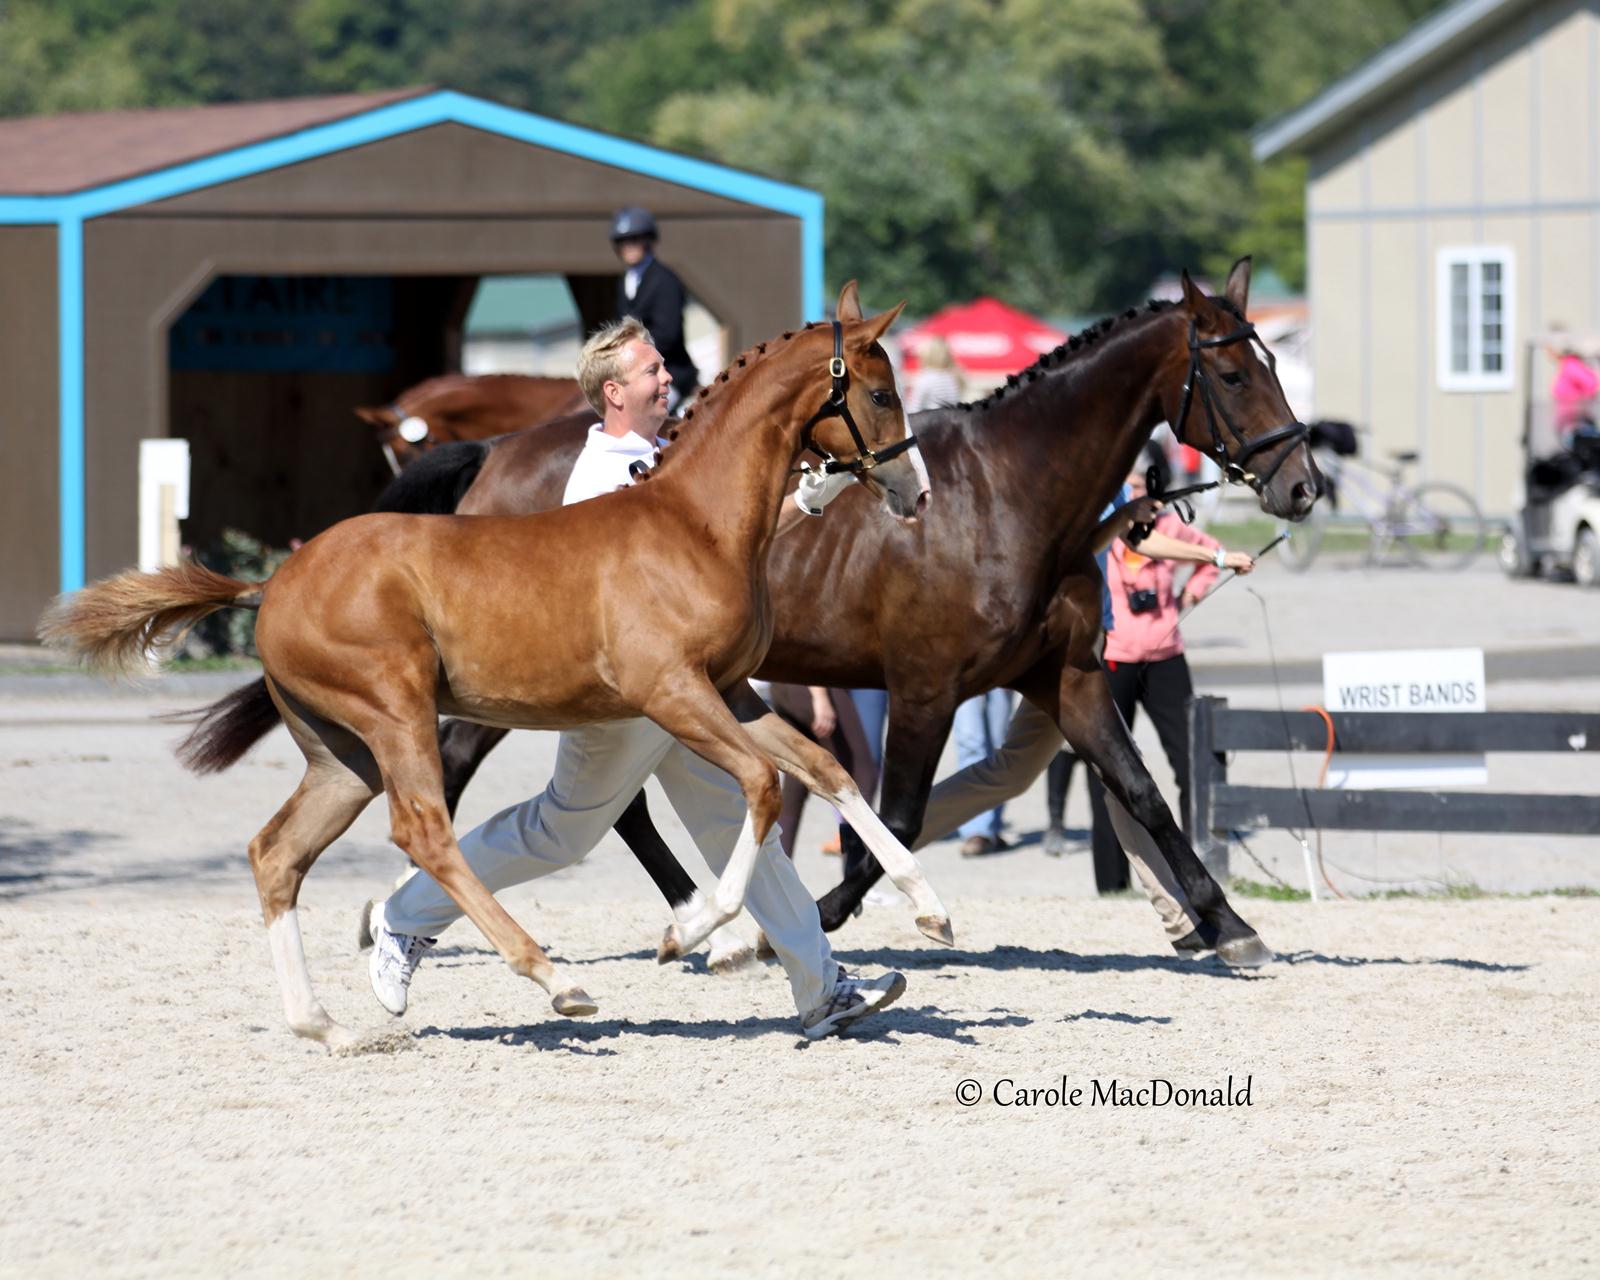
[899,297,1068,375]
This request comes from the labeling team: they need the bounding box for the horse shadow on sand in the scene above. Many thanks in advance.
[415,1005,1032,1055]
[0,820,126,900]
[556,941,1269,980]
[1273,949,1530,974]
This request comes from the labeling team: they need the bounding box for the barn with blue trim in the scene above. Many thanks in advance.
[0,87,823,639]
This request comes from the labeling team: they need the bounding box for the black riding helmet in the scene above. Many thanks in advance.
[610,205,658,242]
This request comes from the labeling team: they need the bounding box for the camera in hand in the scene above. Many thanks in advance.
[1126,587,1159,615]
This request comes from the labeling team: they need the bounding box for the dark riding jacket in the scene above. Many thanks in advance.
[618,258,698,396]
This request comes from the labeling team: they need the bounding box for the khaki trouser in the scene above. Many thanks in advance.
[384,718,837,1015]
[915,700,1200,942]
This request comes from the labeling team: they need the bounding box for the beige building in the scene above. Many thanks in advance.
[1255,0,1599,514]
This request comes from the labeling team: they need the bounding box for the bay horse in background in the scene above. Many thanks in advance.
[357,373,590,474]
[43,286,944,1051]
[176,258,1321,972]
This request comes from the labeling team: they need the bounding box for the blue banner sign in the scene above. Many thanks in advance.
[170,275,395,372]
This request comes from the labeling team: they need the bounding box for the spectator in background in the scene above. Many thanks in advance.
[905,335,962,412]
[1546,330,1599,445]
[1046,459,1254,891]
[612,205,698,410]
[760,684,879,861]
[951,689,1017,857]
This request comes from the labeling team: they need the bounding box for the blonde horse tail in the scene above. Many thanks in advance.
[38,561,264,677]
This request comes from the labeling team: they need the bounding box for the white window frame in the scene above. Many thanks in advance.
[1435,245,1515,393]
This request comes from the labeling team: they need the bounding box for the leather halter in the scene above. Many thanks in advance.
[1176,318,1309,492]
[799,320,918,475]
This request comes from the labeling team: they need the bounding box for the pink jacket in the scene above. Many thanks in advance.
[1552,356,1599,428]
[1103,514,1222,664]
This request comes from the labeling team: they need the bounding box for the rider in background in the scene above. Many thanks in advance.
[612,205,698,411]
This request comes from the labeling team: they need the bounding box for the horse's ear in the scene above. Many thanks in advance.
[1224,256,1252,313]
[851,300,906,350]
[836,280,863,323]
[1179,269,1206,310]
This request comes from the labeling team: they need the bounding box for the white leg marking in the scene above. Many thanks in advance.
[833,789,952,939]
[670,891,756,972]
[711,813,762,918]
[672,889,706,924]
[268,910,355,1049]
[667,814,761,956]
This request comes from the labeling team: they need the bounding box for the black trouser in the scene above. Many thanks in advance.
[1046,654,1195,894]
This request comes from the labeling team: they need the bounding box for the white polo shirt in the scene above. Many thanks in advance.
[561,425,663,506]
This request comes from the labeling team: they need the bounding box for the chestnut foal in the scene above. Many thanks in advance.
[42,288,946,1050]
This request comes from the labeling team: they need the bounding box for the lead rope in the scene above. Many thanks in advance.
[1136,530,1346,900]
[1243,585,1346,902]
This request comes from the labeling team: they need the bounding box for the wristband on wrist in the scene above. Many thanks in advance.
[1213,547,1227,569]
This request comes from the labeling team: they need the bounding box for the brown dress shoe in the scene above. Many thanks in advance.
[961,835,996,857]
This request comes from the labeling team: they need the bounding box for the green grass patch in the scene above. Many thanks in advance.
[1226,875,1597,902]
[1370,881,1486,901]
[1207,518,1371,557]
[1227,877,1311,902]
[167,654,263,673]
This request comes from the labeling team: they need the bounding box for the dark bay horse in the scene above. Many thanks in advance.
[43,289,942,1050]
[175,259,1319,971]
[357,373,590,474]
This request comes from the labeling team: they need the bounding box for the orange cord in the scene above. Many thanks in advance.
[1299,704,1348,899]
[1302,704,1336,786]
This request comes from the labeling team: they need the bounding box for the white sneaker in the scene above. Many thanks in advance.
[367,902,437,1017]
[800,967,907,1040]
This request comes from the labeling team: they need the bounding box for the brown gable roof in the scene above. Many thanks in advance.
[0,87,432,196]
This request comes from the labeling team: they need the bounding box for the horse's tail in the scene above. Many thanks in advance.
[372,438,491,514]
[168,677,282,774]
[38,561,263,677]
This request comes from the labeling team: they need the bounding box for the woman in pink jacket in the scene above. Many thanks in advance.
[1081,464,1255,885]
[1548,341,1599,440]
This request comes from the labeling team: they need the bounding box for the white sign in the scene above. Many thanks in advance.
[138,438,191,572]
[1321,648,1487,789]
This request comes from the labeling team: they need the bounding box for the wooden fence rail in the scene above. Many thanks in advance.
[1187,697,1600,877]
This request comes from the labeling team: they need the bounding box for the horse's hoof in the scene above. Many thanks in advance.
[323,1024,362,1052]
[1217,933,1274,969]
[916,915,955,947]
[657,924,684,965]
[552,988,598,1017]
[708,942,757,974]
[754,931,776,961]
[356,899,376,952]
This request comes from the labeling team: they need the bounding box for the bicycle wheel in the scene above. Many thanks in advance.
[1393,481,1486,571]
[1275,500,1327,573]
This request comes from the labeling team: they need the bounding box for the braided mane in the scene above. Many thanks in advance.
[957,293,1242,412]
[958,301,1171,412]
[628,321,825,481]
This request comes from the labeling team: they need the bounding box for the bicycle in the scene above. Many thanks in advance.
[1277,440,1488,573]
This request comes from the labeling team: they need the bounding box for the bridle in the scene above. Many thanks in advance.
[1125,314,1310,548]
[1176,318,1308,492]
[799,320,918,475]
